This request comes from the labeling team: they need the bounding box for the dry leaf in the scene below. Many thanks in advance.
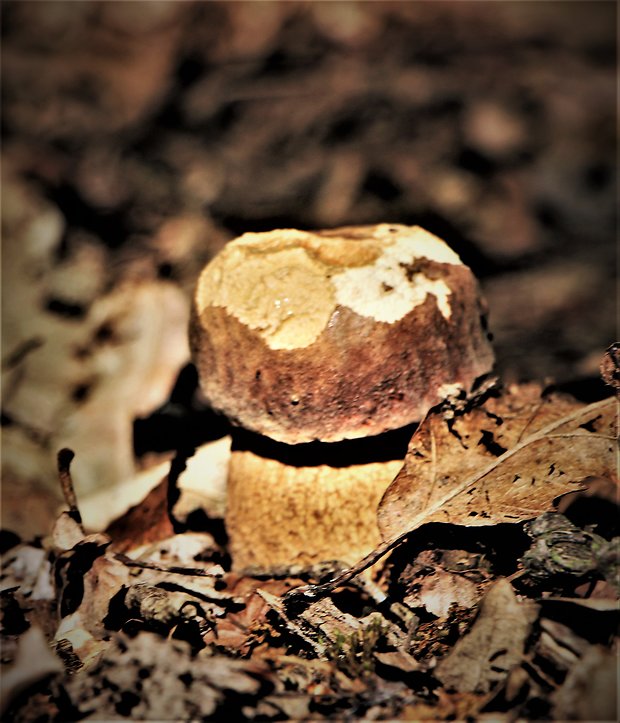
[259,589,406,660]
[81,437,230,533]
[374,649,420,673]
[105,477,174,552]
[202,576,293,653]
[1,544,53,600]
[64,631,270,720]
[551,645,618,721]
[254,693,312,721]
[378,392,617,543]
[541,596,618,612]
[600,342,620,392]
[51,528,238,669]
[407,569,481,619]
[434,578,538,693]
[537,618,590,674]
[400,689,496,722]
[51,511,86,552]
[0,626,64,715]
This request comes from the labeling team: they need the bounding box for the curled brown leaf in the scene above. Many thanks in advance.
[378,394,617,543]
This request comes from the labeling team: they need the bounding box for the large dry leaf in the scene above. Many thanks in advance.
[378,391,617,543]
[434,578,538,693]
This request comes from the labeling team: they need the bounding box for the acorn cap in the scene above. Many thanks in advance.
[190,224,494,444]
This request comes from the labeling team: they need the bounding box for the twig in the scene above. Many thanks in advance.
[113,552,221,579]
[57,448,84,532]
[283,537,403,608]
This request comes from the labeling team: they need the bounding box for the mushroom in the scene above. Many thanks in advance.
[190,224,494,571]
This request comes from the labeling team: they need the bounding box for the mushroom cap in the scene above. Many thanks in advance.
[190,224,494,444]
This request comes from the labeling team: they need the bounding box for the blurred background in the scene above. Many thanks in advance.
[1,1,616,535]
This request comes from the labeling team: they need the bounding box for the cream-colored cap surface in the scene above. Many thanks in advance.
[195,224,461,351]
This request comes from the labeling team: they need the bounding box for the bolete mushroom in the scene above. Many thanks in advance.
[190,224,494,571]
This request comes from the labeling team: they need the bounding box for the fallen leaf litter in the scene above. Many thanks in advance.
[1,382,617,721]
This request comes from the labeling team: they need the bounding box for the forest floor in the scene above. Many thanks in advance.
[1,2,617,720]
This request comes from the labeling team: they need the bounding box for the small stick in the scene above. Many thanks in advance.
[114,552,220,579]
[283,536,404,608]
[57,448,84,532]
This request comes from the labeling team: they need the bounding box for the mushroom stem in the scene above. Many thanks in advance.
[226,430,408,572]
